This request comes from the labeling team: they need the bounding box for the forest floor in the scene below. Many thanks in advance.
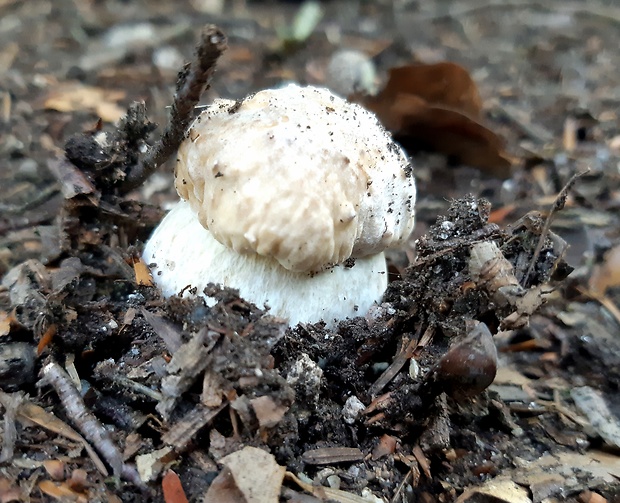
[1,1,620,502]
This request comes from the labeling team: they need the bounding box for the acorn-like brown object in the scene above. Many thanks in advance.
[434,322,498,398]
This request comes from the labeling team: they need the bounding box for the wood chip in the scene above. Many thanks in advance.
[161,403,227,451]
[301,447,364,465]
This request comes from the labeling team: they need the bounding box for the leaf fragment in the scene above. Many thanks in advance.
[352,62,513,177]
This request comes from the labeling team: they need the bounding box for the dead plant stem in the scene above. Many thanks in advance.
[120,25,227,193]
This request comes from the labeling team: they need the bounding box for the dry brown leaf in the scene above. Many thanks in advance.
[506,450,620,497]
[371,434,397,460]
[250,395,289,429]
[43,459,66,481]
[0,476,22,503]
[46,157,97,199]
[162,470,189,503]
[0,309,21,338]
[380,62,483,117]
[455,478,531,503]
[412,445,432,480]
[489,204,518,224]
[579,490,608,503]
[38,480,88,503]
[66,469,89,493]
[206,446,286,503]
[43,82,126,122]
[18,401,109,476]
[203,467,246,503]
[589,244,620,295]
[571,386,620,450]
[352,62,513,177]
[133,257,154,287]
[0,311,12,337]
[37,324,57,355]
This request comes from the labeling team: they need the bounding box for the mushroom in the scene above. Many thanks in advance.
[143,84,416,327]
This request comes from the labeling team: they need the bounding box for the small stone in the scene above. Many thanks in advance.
[327,49,377,97]
[153,46,184,73]
[342,395,365,424]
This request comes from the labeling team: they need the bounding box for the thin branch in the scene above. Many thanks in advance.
[40,361,142,486]
[0,391,24,463]
[119,25,228,193]
[523,168,589,286]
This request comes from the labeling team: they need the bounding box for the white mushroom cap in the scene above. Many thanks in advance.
[176,84,415,273]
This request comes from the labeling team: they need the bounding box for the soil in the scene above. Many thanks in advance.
[1,1,620,502]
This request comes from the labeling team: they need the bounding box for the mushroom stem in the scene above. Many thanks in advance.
[143,201,388,327]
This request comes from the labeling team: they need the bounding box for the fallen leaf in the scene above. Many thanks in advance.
[0,311,13,337]
[286,472,378,503]
[0,476,22,503]
[455,477,532,503]
[140,308,182,353]
[67,469,89,493]
[250,395,289,429]
[493,366,531,386]
[511,450,620,493]
[37,324,57,356]
[162,470,189,503]
[204,446,286,503]
[46,157,97,199]
[578,490,608,503]
[488,203,518,224]
[352,62,512,177]
[589,244,620,295]
[18,401,109,477]
[43,459,66,481]
[203,467,246,503]
[43,82,126,122]
[371,434,397,460]
[377,62,483,117]
[133,257,154,287]
[38,480,88,503]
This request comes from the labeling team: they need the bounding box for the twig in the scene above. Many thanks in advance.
[39,361,142,486]
[368,328,421,398]
[119,25,227,193]
[415,224,501,266]
[390,468,413,503]
[523,169,589,286]
[108,374,163,402]
[0,391,24,463]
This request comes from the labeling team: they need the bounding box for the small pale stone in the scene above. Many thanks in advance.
[342,395,365,424]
